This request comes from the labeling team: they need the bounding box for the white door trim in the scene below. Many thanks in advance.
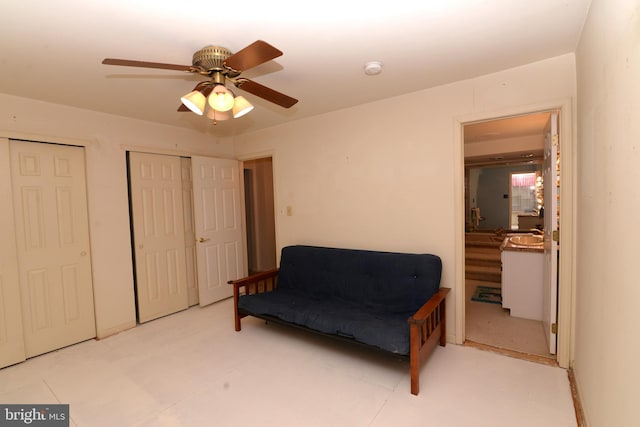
[453,98,575,368]
[0,131,90,148]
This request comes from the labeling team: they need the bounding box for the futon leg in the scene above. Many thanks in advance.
[235,312,242,331]
[410,356,419,395]
[409,324,420,395]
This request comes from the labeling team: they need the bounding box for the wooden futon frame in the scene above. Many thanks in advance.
[229,268,450,395]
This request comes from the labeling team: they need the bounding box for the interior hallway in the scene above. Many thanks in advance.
[0,298,576,426]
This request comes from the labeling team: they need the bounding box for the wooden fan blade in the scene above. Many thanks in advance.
[235,78,298,108]
[177,83,213,112]
[102,58,195,72]
[223,40,283,72]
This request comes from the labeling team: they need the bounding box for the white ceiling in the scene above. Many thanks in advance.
[0,1,591,138]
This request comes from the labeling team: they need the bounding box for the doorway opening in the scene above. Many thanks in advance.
[243,157,277,275]
[463,111,558,360]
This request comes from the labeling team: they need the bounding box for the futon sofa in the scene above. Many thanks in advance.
[228,245,450,395]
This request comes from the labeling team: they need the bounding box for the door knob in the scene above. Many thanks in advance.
[198,237,210,243]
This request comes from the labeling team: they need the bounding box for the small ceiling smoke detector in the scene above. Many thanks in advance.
[364,61,383,76]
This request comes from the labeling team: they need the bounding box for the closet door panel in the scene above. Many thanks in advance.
[10,140,96,358]
[191,156,246,306]
[0,138,26,368]
[129,152,188,322]
[181,158,199,306]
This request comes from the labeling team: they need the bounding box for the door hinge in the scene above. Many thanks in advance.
[552,230,559,242]
[551,323,558,334]
[552,134,559,147]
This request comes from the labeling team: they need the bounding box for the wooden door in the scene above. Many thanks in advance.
[191,156,246,306]
[10,140,96,358]
[129,152,188,322]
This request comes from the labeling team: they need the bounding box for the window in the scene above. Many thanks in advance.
[510,172,539,229]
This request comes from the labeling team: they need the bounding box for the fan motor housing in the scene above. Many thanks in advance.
[192,46,239,77]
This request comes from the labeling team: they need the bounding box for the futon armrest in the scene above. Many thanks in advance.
[227,268,279,288]
[408,287,450,325]
[228,268,279,331]
[407,287,450,395]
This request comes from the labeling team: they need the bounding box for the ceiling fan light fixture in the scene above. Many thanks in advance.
[232,96,254,118]
[206,107,232,124]
[208,85,234,112]
[104,40,297,121]
[180,90,206,115]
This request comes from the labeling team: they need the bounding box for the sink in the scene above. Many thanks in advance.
[509,234,544,246]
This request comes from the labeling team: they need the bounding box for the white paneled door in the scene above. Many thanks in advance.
[0,138,26,368]
[192,156,246,306]
[181,157,199,307]
[543,112,559,355]
[129,152,188,323]
[10,140,96,358]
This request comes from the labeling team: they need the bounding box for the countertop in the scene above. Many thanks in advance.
[500,235,544,253]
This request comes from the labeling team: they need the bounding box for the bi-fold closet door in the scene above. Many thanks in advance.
[128,152,246,323]
[0,139,96,369]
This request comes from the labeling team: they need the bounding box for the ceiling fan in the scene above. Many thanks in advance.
[102,40,298,123]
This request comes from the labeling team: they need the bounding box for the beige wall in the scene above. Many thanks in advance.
[0,94,233,338]
[575,0,640,425]
[234,53,577,342]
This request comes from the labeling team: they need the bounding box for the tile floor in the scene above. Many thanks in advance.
[465,279,553,358]
[0,298,576,426]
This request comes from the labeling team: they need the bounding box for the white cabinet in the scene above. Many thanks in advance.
[501,249,544,320]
